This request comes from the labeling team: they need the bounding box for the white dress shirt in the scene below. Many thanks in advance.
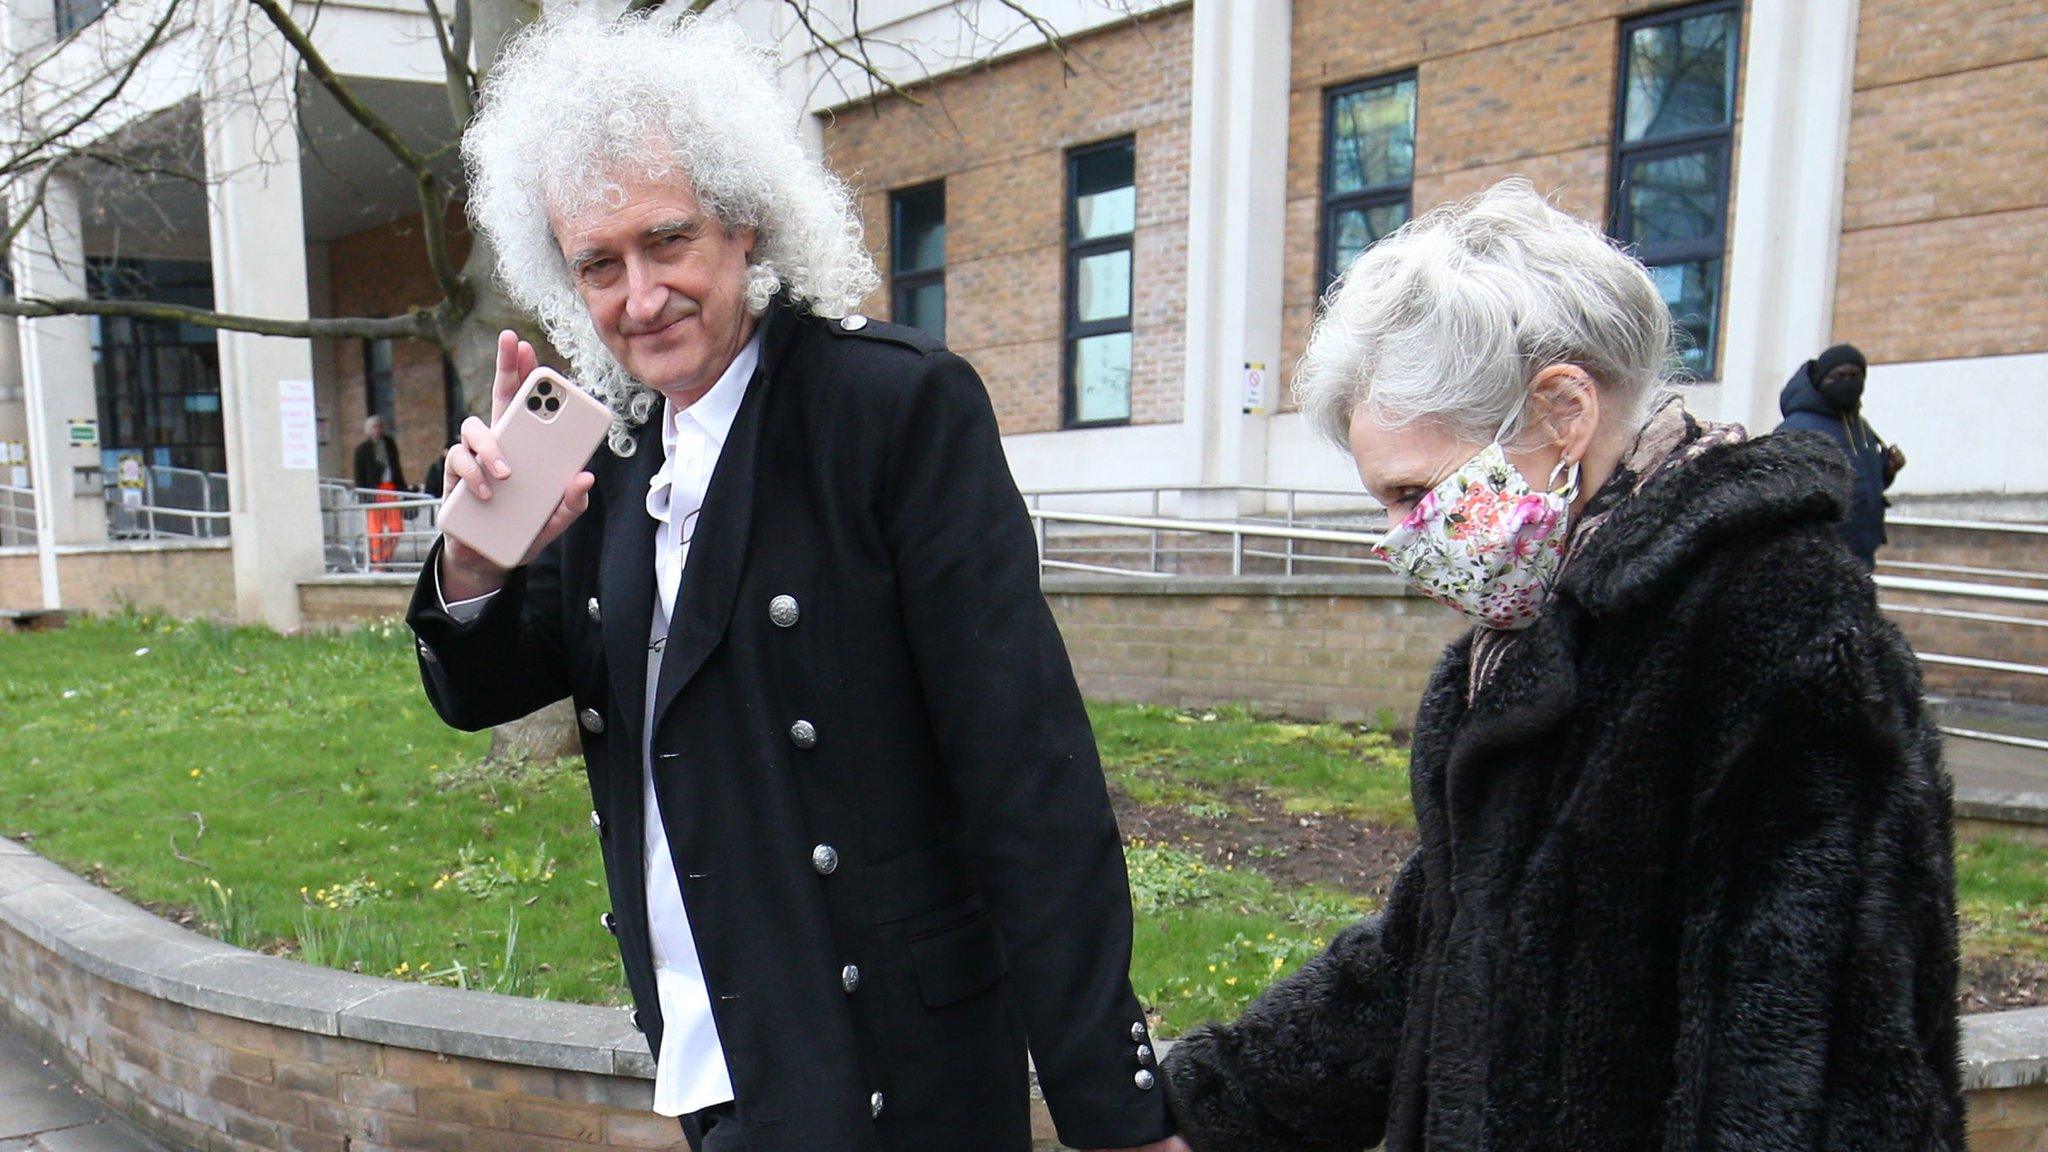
[439,328,762,1117]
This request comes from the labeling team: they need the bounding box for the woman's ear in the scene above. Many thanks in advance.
[1527,365,1602,467]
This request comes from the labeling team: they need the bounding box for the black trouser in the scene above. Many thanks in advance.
[679,1102,744,1152]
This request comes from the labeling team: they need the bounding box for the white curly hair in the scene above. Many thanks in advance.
[463,8,880,455]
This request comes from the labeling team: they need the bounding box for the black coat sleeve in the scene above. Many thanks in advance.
[1663,583,1964,1151]
[877,350,1173,1149]
[1161,851,1426,1152]
[405,537,573,732]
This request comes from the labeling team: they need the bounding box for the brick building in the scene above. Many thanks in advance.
[807,0,2048,510]
[3,0,2042,625]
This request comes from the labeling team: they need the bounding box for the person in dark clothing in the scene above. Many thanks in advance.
[352,415,409,566]
[351,415,408,492]
[1161,182,1962,1152]
[1775,343,1903,567]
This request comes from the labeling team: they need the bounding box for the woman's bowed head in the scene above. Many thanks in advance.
[1161,180,1964,1151]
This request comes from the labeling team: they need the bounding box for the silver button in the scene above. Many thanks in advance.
[841,964,861,993]
[869,1090,884,1118]
[590,810,603,832]
[579,707,604,733]
[811,844,839,875]
[769,594,800,628]
[1130,1021,1147,1043]
[841,314,869,331]
[1136,1043,1154,1066]
[789,720,818,749]
[601,912,616,933]
[417,643,437,664]
[1134,1069,1155,1091]
[586,597,601,623]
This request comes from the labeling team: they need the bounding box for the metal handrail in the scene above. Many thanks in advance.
[1027,508,2048,685]
[1889,515,2048,537]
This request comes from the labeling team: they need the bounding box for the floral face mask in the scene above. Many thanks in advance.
[1372,440,1581,631]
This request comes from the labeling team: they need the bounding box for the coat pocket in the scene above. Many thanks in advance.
[907,911,1008,1008]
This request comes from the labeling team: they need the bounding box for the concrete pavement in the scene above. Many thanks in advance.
[0,1022,171,1152]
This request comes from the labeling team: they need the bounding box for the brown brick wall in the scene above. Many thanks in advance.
[322,206,474,485]
[821,7,1193,434]
[0,543,234,616]
[1835,0,2048,362]
[1281,0,1746,401]
[1046,580,1469,725]
[0,926,685,1152]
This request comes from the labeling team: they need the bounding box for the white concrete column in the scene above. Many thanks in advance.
[9,168,110,564]
[202,0,323,630]
[1180,0,1291,518]
[1713,0,1860,432]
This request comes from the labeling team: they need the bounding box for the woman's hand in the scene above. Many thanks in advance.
[437,330,597,600]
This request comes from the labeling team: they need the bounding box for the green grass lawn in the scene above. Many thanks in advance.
[1,614,2043,1037]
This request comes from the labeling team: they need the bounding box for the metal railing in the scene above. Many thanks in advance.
[105,465,232,541]
[319,481,441,574]
[1024,496,2048,752]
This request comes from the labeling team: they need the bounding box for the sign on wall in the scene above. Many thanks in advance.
[66,419,98,449]
[1243,361,1267,415]
[278,379,318,471]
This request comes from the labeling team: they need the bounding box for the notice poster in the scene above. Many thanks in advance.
[1242,361,1268,415]
[279,379,318,471]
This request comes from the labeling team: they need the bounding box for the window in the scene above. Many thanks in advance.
[363,339,397,429]
[1320,72,1417,290]
[890,182,946,342]
[1064,138,1136,427]
[88,259,225,473]
[53,0,106,37]
[1610,1,1740,377]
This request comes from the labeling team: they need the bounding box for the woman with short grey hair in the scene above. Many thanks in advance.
[1161,180,1964,1151]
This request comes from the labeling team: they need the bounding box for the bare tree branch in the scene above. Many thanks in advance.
[421,0,477,127]
[780,0,924,107]
[990,0,1076,79]
[0,294,440,341]
[244,0,473,319]
[0,0,186,179]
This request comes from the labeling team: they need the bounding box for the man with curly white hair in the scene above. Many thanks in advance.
[404,10,1178,1152]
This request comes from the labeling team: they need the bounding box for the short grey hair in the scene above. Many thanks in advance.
[463,8,881,455]
[1294,178,1674,449]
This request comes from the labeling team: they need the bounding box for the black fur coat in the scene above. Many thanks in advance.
[1161,431,1965,1151]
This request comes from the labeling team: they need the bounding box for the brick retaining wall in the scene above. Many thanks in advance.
[1042,574,1467,726]
[1,836,2044,1150]
[0,541,234,618]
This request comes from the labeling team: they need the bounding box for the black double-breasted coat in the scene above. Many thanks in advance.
[407,302,1171,1151]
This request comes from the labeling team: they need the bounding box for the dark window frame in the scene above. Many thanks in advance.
[1317,70,1418,292]
[1607,0,1741,378]
[889,181,946,342]
[52,0,108,38]
[362,337,397,431]
[1062,136,1138,430]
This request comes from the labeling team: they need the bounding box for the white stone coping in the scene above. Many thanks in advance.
[1041,573,1421,598]
[0,538,232,558]
[0,836,2041,1091]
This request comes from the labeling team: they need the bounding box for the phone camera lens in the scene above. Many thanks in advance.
[543,397,561,412]
[536,379,554,395]
[526,395,543,411]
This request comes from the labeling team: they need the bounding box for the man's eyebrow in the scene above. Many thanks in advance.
[646,216,703,240]
[566,246,607,272]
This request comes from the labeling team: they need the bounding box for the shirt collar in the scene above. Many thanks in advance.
[662,324,763,451]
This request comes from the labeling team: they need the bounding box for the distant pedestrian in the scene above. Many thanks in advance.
[1775,343,1905,568]
[352,415,408,566]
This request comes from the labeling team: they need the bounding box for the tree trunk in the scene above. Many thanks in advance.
[486,697,582,764]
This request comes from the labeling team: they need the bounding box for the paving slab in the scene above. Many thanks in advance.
[0,1022,175,1151]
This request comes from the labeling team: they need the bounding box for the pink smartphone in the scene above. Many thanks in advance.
[439,367,611,570]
